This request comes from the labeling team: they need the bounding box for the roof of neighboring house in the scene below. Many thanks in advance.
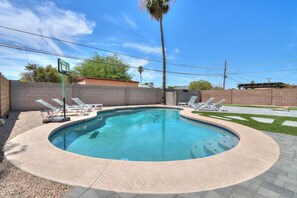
[75,77,139,83]
[238,82,285,89]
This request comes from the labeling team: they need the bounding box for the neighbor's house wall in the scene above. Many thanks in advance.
[0,73,10,118]
[77,79,139,87]
[201,88,297,106]
[10,81,161,111]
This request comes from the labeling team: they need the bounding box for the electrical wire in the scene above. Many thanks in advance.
[0,42,223,77]
[0,25,221,70]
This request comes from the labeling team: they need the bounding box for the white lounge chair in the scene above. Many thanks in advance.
[213,99,225,110]
[72,98,103,109]
[52,98,90,114]
[178,96,197,107]
[36,99,62,118]
[193,98,215,110]
[36,99,85,117]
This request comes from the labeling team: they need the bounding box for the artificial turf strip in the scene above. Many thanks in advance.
[192,111,297,136]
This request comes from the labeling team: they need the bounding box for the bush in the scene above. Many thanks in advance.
[0,119,5,126]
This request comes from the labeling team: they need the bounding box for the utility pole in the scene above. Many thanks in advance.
[266,78,272,83]
[223,60,227,90]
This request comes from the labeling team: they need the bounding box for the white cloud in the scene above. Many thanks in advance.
[123,14,137,29]
[123,42,162,55]
[0,0,95,53]
[174,48,180,54]
[0,0,95,79]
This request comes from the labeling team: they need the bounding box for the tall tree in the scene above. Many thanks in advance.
[20,64,78,83]
[140,0,172,104]
[74,54,132,81]
[20,64,61,83]
[138,66,144,85]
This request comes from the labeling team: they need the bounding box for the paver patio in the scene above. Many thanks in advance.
[64,132,297,198]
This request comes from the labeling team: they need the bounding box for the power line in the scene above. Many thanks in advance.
[228,73,250,83]
[0,25,221,70]
[0,42,223,77]
[228,76,244,84]
[266,78,272,83]
[230,69,297,75]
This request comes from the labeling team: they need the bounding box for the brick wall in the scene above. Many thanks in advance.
[273,88,297,106]
[10,81,162,111]
[201,90,232,103]
[0,73,10,117]
[201,88,297,106]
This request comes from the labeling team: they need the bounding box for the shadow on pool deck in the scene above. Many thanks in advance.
[63,132,297,198]
[0,112,20,163]
[0,111,72,198]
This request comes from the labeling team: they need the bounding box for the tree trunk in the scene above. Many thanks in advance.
[160,15,166,105]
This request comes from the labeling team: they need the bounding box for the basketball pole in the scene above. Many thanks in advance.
[62,73,66,119]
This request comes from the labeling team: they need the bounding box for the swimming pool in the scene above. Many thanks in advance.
[49,108,239,161]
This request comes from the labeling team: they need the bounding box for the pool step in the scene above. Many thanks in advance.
[218,137,238,150]
[191,137,239,158]
[204,140,225,155]
[191,140,207,158]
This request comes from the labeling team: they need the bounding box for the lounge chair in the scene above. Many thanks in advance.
[36,99,61,118]
[213,99,225,109]
[72,98,103,109]
[52,98,90,114]
[178,96,197,107]
[36,99,86,117]
[193,98,215,110]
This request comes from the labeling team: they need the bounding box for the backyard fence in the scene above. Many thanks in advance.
[10,81,164,111]
[2,79,297,113]
[0,73,10,118]
[201,89,297,106]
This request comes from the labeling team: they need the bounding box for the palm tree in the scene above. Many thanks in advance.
[138,66,144,85]
[140,0,172,104]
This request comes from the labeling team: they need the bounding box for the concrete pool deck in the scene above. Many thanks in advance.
[4,105,280,194]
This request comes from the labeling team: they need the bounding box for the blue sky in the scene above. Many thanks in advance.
[0,0,297,88]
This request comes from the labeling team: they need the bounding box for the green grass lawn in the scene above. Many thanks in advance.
[193,111,297,136]
[289,107,297,110]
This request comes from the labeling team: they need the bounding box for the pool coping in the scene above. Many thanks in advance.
[4,105,280,194]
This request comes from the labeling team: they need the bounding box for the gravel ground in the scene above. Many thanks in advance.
[0,111,72,198]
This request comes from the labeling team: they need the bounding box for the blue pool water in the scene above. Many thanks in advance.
[49,108,239,161]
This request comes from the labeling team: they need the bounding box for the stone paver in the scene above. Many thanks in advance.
[251,117,274,124]
[64,132,297,198]
[282,121,297,127]
[209,115,232,120]
[225,116,248,121]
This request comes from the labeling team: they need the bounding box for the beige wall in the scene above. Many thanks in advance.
[10,81,161,111]
[0,73,10,117]
[77,79,139,87]
[201,88,297,106]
